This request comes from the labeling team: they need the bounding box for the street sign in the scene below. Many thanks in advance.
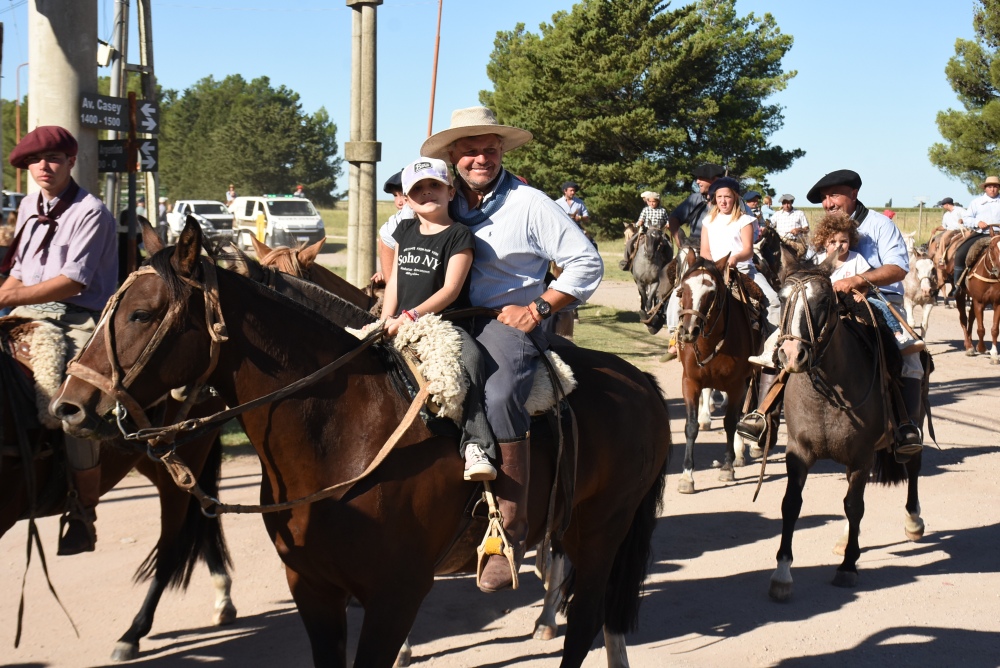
[80,94,160,133]
[98,139,158,173]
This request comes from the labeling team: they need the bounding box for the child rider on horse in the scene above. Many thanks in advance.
[379,157,498,482]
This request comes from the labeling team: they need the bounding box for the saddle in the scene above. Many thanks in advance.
[0,316,68,430]
[964,236,992,274]
[346,315,578,423]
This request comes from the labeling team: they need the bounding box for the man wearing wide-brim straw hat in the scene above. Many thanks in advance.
[953,174,1000,290]
[420,106,603,592]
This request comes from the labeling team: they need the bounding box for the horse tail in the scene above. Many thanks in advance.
[603,457,667,634]
[871,447,909,486]
[134,434,232,588]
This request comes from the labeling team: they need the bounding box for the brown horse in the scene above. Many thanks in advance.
[1,375,235,662]
[927,226,970,306]
[769,253,925,601]
[675,255,767,494]
[248,236,382,314]
[956,230,1000,361]
[52,220,671,668]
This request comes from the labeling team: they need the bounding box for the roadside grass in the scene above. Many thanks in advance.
[572,303,670,369]
[318,201,397,239]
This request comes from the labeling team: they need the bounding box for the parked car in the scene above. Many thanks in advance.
[2,190,25,220]
[166,200,235,243]
[230,195,326,250]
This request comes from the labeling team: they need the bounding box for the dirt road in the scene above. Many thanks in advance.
[2,285,998,667]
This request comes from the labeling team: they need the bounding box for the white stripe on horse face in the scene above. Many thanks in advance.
[685,273,716,313]
[789,281,821,337]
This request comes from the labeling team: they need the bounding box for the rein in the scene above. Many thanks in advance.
[64,258,433,517]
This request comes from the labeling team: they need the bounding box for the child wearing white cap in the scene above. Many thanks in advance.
[380,157,498,481]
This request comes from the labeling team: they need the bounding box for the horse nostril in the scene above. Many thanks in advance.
[51,400,84,425]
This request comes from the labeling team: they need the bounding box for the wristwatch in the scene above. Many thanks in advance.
[532,296,553,320]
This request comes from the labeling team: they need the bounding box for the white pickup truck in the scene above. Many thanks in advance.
[165,200,235,244]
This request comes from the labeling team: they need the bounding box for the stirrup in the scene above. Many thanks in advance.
[736,411,767,442]
[476,481,519,590]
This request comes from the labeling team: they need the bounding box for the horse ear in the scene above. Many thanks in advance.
[778,244,798,284]
[816,251,837,277]
[715,254,730,273]
[250,235,272,259]
[298,237,325,267]
[140,217,164,255]
[171,215,203,278]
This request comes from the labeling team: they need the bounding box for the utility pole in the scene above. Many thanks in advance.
[427,0,443,138]
[344,0,381,286]
[136,0,159,214]
[28,1,99,194]
[104,0,128,215]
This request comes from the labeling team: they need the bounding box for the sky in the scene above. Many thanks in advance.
[0,0,980,209]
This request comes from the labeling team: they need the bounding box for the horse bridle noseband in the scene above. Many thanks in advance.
[677,265,731,367]
[776,274,838,369]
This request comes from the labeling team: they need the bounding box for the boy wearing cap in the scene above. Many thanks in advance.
[380,157,497,483]
[771,194,809,240]
[1,125,118,555]
[372,169,413,284]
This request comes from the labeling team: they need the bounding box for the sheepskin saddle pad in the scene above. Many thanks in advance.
[0,316,68,429]
[348,314,577,423]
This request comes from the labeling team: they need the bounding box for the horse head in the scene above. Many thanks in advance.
[52,218,219,441]
[776,254,839,373]
[912,257,938,298]
[677,255,727,343]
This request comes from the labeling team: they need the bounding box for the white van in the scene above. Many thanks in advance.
[230,195,326,250]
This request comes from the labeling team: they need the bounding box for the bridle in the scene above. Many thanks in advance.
[677,265,729,367]
[66,261,230,449]
[776,274,838,370]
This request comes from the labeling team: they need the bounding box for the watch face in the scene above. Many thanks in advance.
[534,297,551,316]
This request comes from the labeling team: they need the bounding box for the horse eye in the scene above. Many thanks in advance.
[129,310,153,323]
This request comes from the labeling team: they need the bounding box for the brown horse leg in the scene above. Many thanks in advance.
[769,449,810,601]
[956,289,974,353]
[353,580,431,668]
[974,299,988,353]
[718,389,742,482]
[832,466,869,588]
[991,302,1000,362]
[286,567,350,667]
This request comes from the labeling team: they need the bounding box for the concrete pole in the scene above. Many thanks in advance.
[345,0,381,287]
[104,0,128,214]
[28,0,99,195]
[137,0,159,218]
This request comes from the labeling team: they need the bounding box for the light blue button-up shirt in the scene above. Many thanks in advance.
[962,193,1000,230]
[453,171,603,309]
[852,207,909,297]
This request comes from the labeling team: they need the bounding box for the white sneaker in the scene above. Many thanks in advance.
[464,444,497,481]
[748,328,780,368]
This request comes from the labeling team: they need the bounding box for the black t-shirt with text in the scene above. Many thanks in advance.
[391,218,474,313]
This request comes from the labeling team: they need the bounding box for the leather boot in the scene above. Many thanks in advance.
[58,464,101,556]
[736,370,783,446]
[479,439,530,593]
[894,378,923,462]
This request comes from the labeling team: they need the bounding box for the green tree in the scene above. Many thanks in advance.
[1,95,29,194]
[481,0,802,235]
[930,0,1000,193]
[160,75,343,205]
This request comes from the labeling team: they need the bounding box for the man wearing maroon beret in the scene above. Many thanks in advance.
[3,125,118,555]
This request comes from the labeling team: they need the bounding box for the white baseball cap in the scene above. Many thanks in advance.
[401,157,452,195]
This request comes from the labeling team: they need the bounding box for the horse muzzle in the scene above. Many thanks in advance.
[777,340,811,373]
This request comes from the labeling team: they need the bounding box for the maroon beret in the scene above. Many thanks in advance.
[9,125,78,169]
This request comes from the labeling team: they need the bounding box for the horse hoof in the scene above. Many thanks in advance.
[833,536,848,557]
[213,601,238,626]
[905,518,925,541]
[718,468,735,482]
[395,646,413,667]
[832,570,858,588]
[111,641,139,662]
[699,420,712,430]
[965,348,976,357]
[533,623,558,641]
[678,478,695,494]
[733,456,746,468]
[768,581,793,602]
[991,356,1000,365]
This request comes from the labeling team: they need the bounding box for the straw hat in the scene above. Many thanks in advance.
[982,176,1000,188]
[420,107,532,161]
[640,191,660,200]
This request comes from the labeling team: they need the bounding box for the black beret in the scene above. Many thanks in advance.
[743,190,761,202]
[693,163,726,180]
[708,176,741,198]
[9,125,78,169]
[935,197,954,206]
[383,170,403,194]
[806,169,862,204]
[561,181,579,191]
